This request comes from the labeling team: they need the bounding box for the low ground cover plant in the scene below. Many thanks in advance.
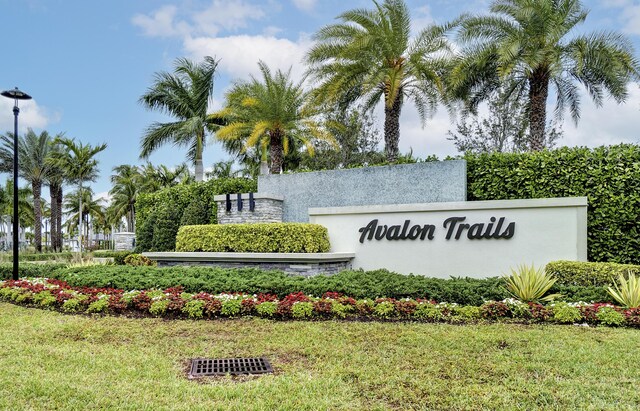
[0,278,636,327]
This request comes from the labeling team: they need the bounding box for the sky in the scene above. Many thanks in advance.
[1,0,640,200]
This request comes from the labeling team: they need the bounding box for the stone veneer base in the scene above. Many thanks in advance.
[142,252,355,277]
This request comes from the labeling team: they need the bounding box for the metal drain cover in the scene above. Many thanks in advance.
[189,357,273,377]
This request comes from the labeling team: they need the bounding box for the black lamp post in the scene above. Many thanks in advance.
[1,87,32,281]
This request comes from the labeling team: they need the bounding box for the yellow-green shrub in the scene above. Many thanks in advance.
[175,223,330,253]
[546,260,640,287]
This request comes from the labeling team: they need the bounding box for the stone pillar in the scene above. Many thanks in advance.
[214,193,284,224]
[113,232,136,251]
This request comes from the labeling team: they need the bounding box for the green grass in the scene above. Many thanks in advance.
[1,303,638,410]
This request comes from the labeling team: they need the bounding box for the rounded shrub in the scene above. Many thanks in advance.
[124,254,156,267]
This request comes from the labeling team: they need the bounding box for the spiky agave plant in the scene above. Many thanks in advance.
[607,272,640,308]
[504,264,561,303]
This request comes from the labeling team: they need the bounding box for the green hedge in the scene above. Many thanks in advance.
[135,177,257,252]
[0,263,68,280]
[0,252,75,262]
[46,266,610,305]
[546,260,640,287]
[466,145,640,264]
[175,223,331,253]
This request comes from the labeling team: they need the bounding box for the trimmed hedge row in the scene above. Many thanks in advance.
[546,260,640,287]
[46,266,610,305]
[135,178,257,252]
[466,145,640,264]
[14,252,75,262]
[175,223,330,253]
[0,263,68,280]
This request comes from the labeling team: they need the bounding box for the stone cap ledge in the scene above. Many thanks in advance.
[309,197,587,216]
[143,252,355,263]
[213,193,284,201]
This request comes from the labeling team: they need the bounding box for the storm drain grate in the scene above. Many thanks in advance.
[189,357,273,377]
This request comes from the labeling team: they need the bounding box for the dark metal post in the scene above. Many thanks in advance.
[1,87,32,281]
[237,193,243,211]
[12,104,18,280]
[249,192,255,212]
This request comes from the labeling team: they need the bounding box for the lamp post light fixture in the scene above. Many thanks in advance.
[1,87,32,281]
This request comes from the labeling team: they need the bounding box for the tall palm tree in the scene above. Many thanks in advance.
[0,180,34,247]
[40,200,51,249]
[0,129,53,252]
[63,187,106,248]
[206,160,239,179]
[305,0,454,162]
[139,56,220,181]
[452,0,640,150]
[108,165,141,232]
[154,163,192,187]
[139,162,192,193]
[46,137,66,252]
[48,137,106,252]
[215,61,333,174]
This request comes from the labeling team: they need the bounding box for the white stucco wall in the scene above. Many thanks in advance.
[309,197,587,278]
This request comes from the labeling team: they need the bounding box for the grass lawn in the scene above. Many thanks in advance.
[0,302,638,410]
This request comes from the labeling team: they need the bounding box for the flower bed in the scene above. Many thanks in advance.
[1,278,638,327]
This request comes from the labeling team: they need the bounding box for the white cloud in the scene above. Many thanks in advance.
[560,86,640,148]
[621,5,640,35]
[291,0,317,12]
[411,5,435,35]
[133,2,311,82]
[184,34,312,81]
[388,104,459,159]
[263,26,283,37]
[393,85,640,160]
[193,0,265,36]
[132,1,266,38]
[600,0,640,35]
[0,98,56,134]
[131,5,190,38]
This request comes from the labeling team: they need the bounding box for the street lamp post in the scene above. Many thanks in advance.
[1,87,32,281]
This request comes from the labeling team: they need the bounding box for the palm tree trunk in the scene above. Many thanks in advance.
[56,185,63,251]
[195,130,204,181]
[528,69,549,151]
[384,91,403,163]
[195,158,204,182]
[129,204,135,232]
[49,185,57,252]
[33,181,42,252]
[78,182,83,252]
[87,215,92,249]
[269,130,284,174]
